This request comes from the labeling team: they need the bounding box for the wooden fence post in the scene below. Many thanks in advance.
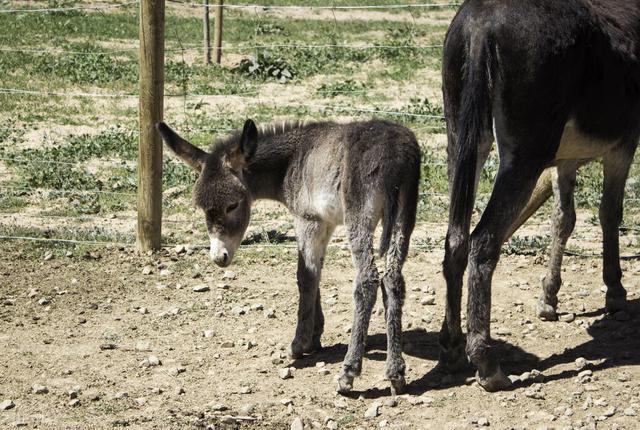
[138,0,165,251]
[203,0,211,64]
[213,0,223,64]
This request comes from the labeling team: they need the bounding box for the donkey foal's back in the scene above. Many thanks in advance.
[157,119,421,395]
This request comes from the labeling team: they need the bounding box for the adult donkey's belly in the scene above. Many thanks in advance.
[554,119,620,161]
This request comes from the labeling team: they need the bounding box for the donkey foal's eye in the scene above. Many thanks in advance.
[226,202,239,213]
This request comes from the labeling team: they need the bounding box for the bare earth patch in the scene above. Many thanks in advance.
[0,244,639,429]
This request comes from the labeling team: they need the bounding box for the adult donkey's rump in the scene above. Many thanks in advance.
[441,0,640,391]
[157,119,420,394]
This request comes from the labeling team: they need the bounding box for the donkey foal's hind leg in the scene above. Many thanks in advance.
[337,223,379,394]
[537,162,577,321]
[289,219,334,359]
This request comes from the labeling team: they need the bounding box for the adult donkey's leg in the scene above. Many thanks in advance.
[288,218,334,359]
[337,217,379,393]
[466,160,542,391]
[537,162,578,321]
[439,135,492,372]
[601,142,637,313]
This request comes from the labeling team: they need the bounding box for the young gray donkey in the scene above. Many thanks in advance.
[157,118,420,394]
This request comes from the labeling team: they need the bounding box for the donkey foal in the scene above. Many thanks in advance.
[157,119,420,394]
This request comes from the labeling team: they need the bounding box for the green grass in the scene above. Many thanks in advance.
[1,1,638,254]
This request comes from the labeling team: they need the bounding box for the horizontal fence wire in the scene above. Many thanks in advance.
[170,1,461,10]
[0,1,139,13]
[1,1,638,255]
[0,87,447,119]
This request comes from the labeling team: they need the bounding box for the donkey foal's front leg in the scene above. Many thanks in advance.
[289,219,333,359]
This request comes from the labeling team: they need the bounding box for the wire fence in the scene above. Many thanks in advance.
[0,1,638,258]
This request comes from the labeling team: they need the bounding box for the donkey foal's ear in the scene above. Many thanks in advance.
[240,119,258,160]
[156,122,207,172]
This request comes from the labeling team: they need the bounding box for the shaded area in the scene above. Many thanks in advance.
[289,299,640,397]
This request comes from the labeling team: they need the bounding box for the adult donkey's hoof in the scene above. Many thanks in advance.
[335,373,354,394]
[476,367,511,392]
[288,339,322,360]
[536,299,558,321]
[605,294,628,314]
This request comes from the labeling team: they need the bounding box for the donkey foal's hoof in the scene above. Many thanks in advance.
[476,367,511,392]
[389,376,406,396]
[536,300,558,321]
[336,373,354,394]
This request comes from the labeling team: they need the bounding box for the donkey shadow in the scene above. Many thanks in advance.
[289,299,640,398]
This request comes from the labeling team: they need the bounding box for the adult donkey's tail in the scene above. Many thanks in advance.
[447,36,492,231]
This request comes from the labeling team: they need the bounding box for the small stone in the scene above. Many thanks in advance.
[168,367,186,377]
[203,330,214,338]
[407,396,434,405]
[603,407,616,417]
[384,398,398,408]
[495,327,511,336]
[291,417,304,430]
[217,283,230,290]
[559,313,576,323]
[421,296,435,306]
[135,341,151,352]
[327,419,338,430]
[265,309,276,318]
[239,386,252,394]
[279,367,293,380]
[318,367,331,376]
[12,421,27,427]
[239,404,255,415]
[44,252,53,261]
[222,271,237,280]
[134,397,146,406]
[221,341,234,348]
[575,357,587,370]
[142,266,153,275]
[100,343,117,351]
[617,372,630,382]
[0,400,15,410]
[333,398,348,409]
[28,289,38,298]
[68,390,79,399]
[210,403,229,411]
[147,355,161,366]
[68,399,81,407]
[174,245,186,254]
[231,306,246,316]
[364,402,381,419]
[477,417,490,427]
[32,384,48,394]
[193,285,210,293]
[623,407,636,416]
[38,298,50,306]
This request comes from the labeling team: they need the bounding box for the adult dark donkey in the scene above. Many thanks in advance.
[157,119,421,394]
[441,0,640,391]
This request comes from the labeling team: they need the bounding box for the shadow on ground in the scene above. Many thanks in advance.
[289,299,640,398]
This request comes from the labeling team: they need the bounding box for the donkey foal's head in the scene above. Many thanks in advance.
[156,120,258,267]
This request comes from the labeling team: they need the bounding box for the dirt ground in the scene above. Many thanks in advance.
[0,241,639,430]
